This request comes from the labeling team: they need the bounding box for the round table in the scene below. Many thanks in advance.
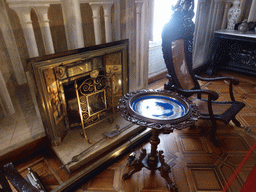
[118,89,199,192]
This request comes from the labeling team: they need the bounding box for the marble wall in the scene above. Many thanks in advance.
[0,0,152,147]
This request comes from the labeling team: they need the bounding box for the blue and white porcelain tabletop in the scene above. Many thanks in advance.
[131,95,187,121]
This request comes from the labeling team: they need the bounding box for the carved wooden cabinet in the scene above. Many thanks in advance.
[206,30,256,76]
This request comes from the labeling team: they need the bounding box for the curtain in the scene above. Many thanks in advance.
[193,0,225,69]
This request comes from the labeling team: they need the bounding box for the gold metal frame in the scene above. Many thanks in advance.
[28,40,129,146]
[74,74,114,143]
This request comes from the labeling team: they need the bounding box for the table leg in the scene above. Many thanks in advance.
[147,129,160,167]
[158,150,178,192]
[122,148,146,180]
[122,128,178,191]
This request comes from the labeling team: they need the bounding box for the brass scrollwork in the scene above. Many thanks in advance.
[75,74,114,143]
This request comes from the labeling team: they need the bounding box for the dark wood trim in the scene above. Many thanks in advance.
[26,39,129,64]
[57,128,152,192]
[0,135,49,167]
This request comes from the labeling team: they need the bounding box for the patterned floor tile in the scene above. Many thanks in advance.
[74,72,256,192]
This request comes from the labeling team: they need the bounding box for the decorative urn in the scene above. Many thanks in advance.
[238,20,249,33]
[227,0,242,31]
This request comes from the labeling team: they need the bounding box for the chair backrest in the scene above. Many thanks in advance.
[162,0,200,93]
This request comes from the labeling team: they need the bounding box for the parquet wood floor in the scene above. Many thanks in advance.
[9,71,256,192]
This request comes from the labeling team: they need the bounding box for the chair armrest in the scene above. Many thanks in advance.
[170,85,219,101]
[195,75,238,101]
[169,86,218,120]
[195,75,240,85]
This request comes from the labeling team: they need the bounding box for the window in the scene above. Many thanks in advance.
[152,0,177,43]
[152,0,198,44]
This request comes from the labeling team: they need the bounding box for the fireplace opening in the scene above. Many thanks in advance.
[63,81,80,128]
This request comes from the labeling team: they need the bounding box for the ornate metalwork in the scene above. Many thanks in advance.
[28,39,129,146]
[229,48,256,69]
[75,74,114,143]
[118,89,199,133]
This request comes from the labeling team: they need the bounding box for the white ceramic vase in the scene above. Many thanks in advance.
[226,0,241,30]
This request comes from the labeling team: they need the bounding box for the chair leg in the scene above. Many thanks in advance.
[209,119,220,146]
[232,117,241,127]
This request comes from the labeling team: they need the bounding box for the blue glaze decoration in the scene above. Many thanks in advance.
[131,95,187,120]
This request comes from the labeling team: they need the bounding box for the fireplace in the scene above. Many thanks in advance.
[27,40,150,175]
[28,40,130,145]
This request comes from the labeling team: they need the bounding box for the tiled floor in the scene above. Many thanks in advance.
[0,80,45,155]
[218,71,256,138]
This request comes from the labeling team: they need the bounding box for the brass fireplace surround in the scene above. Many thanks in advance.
[27,40,152,191]
[28,40,130,146]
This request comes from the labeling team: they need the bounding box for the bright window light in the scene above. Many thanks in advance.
[153,0,178,43]
[152,0,197,43]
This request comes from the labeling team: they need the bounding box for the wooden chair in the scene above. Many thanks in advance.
[161,0,245,145]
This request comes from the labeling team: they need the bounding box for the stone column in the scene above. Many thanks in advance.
[60,0,84,50]
[0,1,26,85]
[113,0,121,41]
[34,5,55,54]
[10,6,39,58]
[102,2,113,43]
[90,3,102,45]
[135,1,143,88]
[0,70,15,116]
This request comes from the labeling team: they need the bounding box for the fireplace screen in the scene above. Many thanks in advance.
[74,72,114,143]
[28,40,129,146]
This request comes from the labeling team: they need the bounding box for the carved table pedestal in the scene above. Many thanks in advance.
[118,89,199,192]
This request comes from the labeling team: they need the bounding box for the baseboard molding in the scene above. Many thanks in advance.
[148,71,168,84]
[148,62,209,85]
[193,61,210,75]
[0,134,49,167]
